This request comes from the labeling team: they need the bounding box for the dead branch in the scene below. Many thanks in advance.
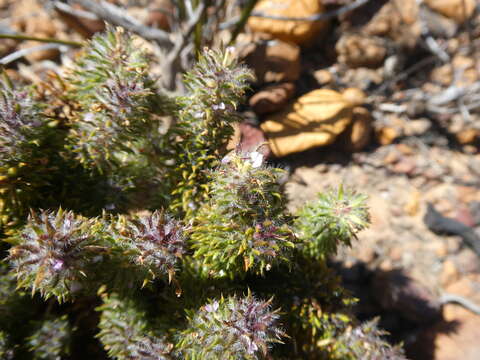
[162,1,206,90]
[71,0,174,49]
[0,33,82,47]
[0,43,62,65]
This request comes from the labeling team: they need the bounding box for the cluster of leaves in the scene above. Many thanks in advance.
[7,208,187,302]
[67,27,172,175]
[171,47,254,216]
[295,186,370,259]
[178,292,285,360]
[96,293,173,360]
[190,152,296,278]
[27,315,73,360]
[0,27,406,360]
[331,319,407,360]
[0,84,57,228]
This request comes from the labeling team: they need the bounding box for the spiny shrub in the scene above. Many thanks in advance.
[96,293,173,360]
[27,315,73,360]
[0,27,407,360]
[178,292,285,360]
[295,186,370,259]
[189,152,296,278]
[112,210,186,281]
[7,209,98,301]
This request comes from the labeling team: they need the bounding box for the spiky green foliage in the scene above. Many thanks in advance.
[27,315,73,360]
[248,257,354,359]
[171,48,254,216]
[295,186,370,259]
[96,293,173,360]
[67,27,172,174]
[0,262,17,314]
[331,319,407,360]
[178,292,285,360]
[7,209,100,301]
[0,86,45,164]
[0,330,13,360]
[0,84,54,227]
[190,152,296,278]
[112,211,186,281]
[0,262,43,357]
[0,26,398,360]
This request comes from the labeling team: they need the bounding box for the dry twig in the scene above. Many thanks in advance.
[71,0,174,49]
[0,43,63,65]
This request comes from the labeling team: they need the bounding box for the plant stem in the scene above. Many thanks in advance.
[229,0,259,44]
[0,33,83,47]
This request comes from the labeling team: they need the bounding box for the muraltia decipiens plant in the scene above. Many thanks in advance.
[190,152,296,278]
[27,315,73,360]
[178,292,284,360]
[0,27,408,359]
[295,185,370,259]
[171,47,254,216]
[0,83,56,228]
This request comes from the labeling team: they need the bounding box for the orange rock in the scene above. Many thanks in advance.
[456,129,478,145]
[376,127,398,145]
[249,82,296,115]
[0,38,17,57]
[247,0,329,46]
[264,40,300,83]
[337,107,372,152]
[431,64,453,86]
[336,33,387,68]
[412,305,480,360]
[238,37,300,85]
[441,259,459,286]
[12,0,58,36]
[425,0,476,23]
[313,69,333,85]
[364,0,421,48]
[261,88,360,157]
[404,190,421,216]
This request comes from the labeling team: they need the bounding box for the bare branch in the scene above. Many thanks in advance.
[72,0,173,48]
[0,33,82,47]
[0,44,62,65]
[162,2,207,90]
[53,1,99,21]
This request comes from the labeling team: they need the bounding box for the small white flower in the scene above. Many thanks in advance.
[52,259,64,271]
[212,102,226,111]
[249,151,264,168]
[221,154,232,164]
[193,111,204,119]
[205,301,219,313]
[83,112,95,122]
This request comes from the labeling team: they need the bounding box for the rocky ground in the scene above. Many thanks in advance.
[2,0,480,358]
[284,141,480,359]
